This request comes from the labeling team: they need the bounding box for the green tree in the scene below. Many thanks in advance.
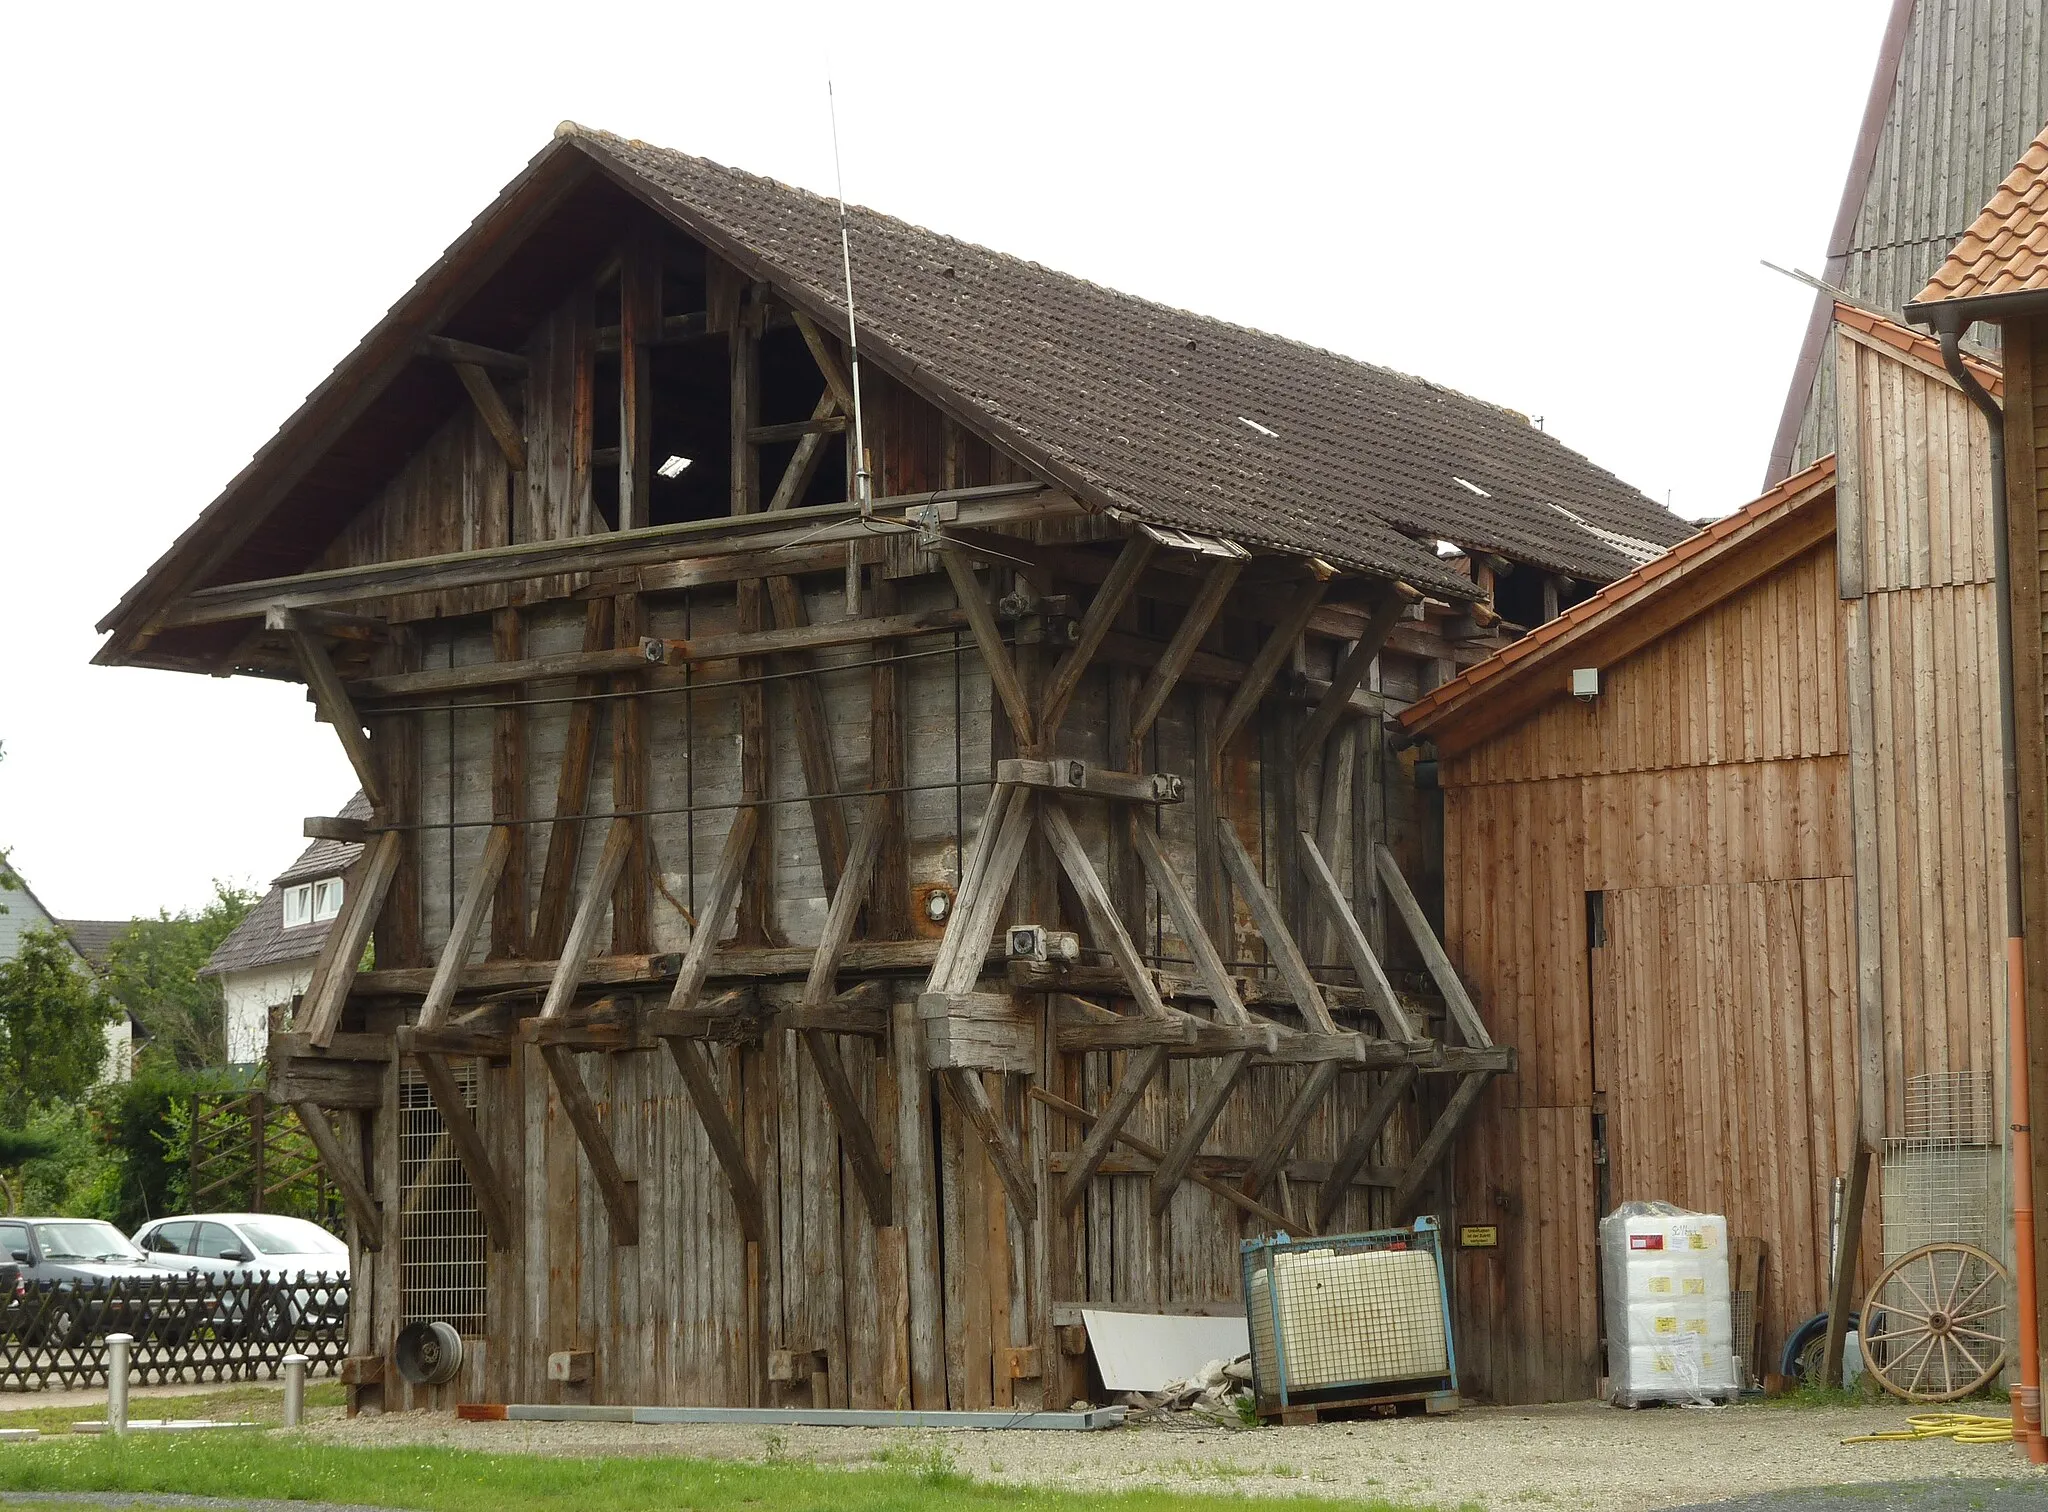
[0,929,116,1123]
[102,883,258,1069]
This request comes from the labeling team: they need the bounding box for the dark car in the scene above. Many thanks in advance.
[0,1217,211,1348]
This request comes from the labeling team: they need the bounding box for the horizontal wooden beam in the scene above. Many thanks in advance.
[166,484,1075,628]
[303,814,371,842]
[994,758,1185,805]
[747,415,848,445]
[420,334,528,375]
[593,310,710,351]
[356,939,969,996]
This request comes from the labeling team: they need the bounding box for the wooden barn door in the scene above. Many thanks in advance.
[1591,879,1856,1371]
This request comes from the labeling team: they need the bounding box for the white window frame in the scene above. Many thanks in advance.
[281,884,314,929]
[312,876,345,923]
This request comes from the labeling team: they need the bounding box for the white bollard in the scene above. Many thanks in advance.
[105,1333,132,1436]
[282,1353,308,1428]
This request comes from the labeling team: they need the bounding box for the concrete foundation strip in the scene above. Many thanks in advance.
[457,1403,1125,1430]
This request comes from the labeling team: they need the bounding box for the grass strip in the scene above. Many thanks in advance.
[0,1386,347,1437]
[0,1433,1437,1512]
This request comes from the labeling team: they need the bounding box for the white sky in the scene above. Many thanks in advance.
[1,0,1878,921]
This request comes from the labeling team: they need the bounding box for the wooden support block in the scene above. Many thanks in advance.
[304,815,371,842]
[270,1056,384,1109]
[925,1017,1038,1075]
[338,1354,386,1385]
[547,1350,593,1383]
[1057,1325,1089,1357]
[998,1344,1044,1381]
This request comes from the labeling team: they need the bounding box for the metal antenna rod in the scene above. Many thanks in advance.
[828,78,870,617]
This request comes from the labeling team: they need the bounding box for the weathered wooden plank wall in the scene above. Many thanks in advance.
[1836,326,2008,1140]
[1441,542,1857,1403]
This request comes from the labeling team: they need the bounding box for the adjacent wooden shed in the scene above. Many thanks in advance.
[1402,304,2009,1403]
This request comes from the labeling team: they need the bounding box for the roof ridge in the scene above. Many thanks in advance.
[568,126,1650,501]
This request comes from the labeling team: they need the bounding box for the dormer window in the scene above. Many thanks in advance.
[282,878,345,929]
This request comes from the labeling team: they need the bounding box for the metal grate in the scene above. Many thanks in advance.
[1883,1071,2000,1263]
[398,1067,488,1335]
[1242,1220,1455,1410]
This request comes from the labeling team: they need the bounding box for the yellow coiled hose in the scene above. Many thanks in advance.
[1842,1412,2014,1445]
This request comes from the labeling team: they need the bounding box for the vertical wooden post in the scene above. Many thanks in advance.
[617,228,660,532]
[490,608,528,959]
[870,575,911,940]
[729,279,772,945]
[1821,1145,1872,1388]
[611,593,650,954]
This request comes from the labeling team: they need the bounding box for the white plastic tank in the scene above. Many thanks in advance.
[1602,1202,1737,1404]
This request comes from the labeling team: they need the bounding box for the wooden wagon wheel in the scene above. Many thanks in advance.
[1859,1241,2008,1402]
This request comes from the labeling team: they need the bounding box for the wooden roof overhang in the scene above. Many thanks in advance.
[1399,457,1841,760]
[98,131,1485,675]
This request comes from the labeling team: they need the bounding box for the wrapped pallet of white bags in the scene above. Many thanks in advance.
[1602,1201,1737,1405]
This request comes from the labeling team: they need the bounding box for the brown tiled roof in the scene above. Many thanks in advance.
[576,129,1692,591]
[1914,123,2048,306]
[1401,457,1839,748]
[55,920,130,973]
[201,794,367,979]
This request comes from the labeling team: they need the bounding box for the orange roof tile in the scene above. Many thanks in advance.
[1914,123,2048,306]
[1832,302,2005,397]
[1400,456,1838,747]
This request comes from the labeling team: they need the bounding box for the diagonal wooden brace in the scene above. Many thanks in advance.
[1127,557,1243,764]
[1390,1069,1495,1213]
[1149,1050,1251,1214]
[413,1052,515,1250]
[1039,534,1156,743]
[1315,1065,1417,1230]
[1297,830,1419,1042]
[294,1102,382,1251]
[538,1041,639,1244]
[654,803,765,1239]
[941,1066,1038,1221]
[1213,576,1329,755]
[299,829,402,1048]
[278,610,388,814]
[928,785,1036,997]
[940,548,1035,750]
[1296,594,1407,763]
[533,601,616,957]
[1216,820,1338,1034]
[799,801,893,1225]
[1375,843,1493,1048]
[539,818,634,1022]
[1241,1060,1341,1202]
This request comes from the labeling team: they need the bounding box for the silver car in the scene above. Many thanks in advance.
[132,1214,349,1340]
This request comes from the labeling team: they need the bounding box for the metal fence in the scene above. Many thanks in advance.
[0,1269,348,1390]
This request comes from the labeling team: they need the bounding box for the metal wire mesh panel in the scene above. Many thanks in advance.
[1882,1071,1999,1262]
[1242,1219,1454,1410]
[398,1067,487,1335]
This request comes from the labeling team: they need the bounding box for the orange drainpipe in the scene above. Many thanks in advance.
[1936,322,2044,1462]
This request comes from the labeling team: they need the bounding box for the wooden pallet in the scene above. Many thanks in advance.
[1262,1382,1460,1424]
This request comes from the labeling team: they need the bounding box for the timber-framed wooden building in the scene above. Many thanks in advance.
[97,124,1692,1412]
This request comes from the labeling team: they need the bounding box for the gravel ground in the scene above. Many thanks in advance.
[1669,1482,2048,1510]
[302,1399,2042,1511]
